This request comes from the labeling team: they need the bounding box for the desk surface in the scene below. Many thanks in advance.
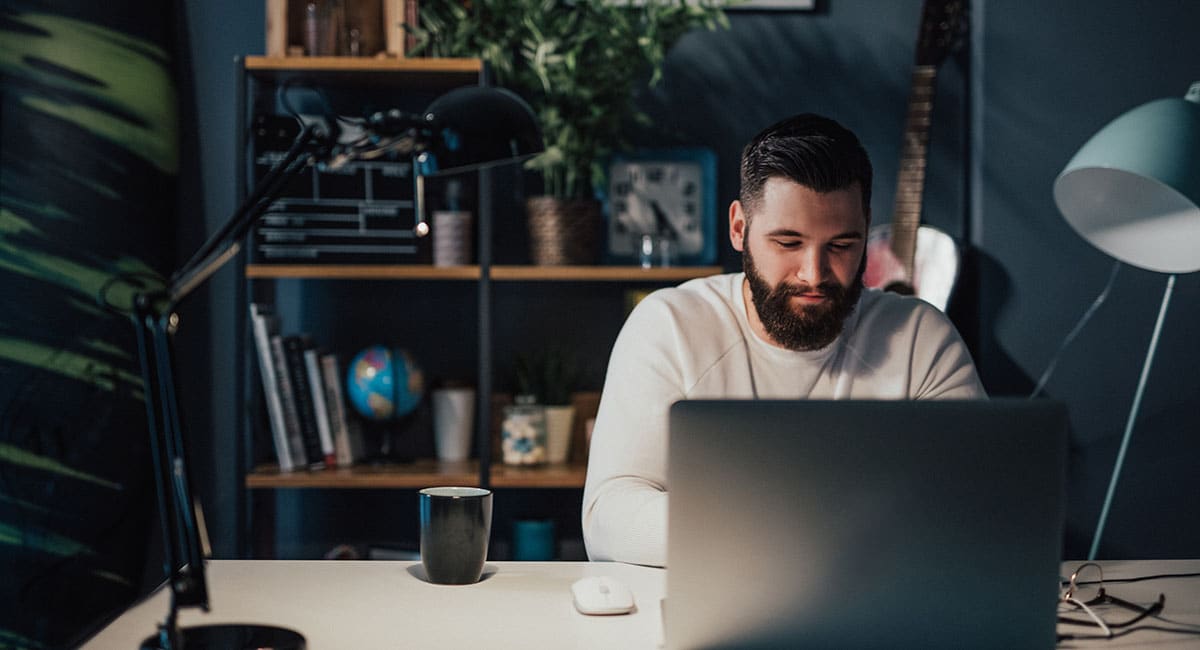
[87,559,1200,649]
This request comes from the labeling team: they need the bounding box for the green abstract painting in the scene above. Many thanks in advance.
[1,4,178,647]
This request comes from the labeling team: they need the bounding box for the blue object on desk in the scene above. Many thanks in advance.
[513,519,555,561]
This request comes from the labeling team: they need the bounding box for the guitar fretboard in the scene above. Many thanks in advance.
[889,65,938,278]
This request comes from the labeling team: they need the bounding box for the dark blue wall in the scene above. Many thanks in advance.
[181,0,1200,560]
[974,1,1199,558]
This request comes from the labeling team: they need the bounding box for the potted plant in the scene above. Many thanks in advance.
[514,346,580,463]
[411,0,728,264]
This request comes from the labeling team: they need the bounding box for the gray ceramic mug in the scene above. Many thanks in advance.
[419,487,492,584]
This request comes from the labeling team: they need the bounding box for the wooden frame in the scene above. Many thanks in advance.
[265,0,410,58]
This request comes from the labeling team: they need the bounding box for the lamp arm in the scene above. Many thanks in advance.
[167,123,323,306]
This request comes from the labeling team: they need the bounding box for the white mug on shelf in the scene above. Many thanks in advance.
[432,387,475,462]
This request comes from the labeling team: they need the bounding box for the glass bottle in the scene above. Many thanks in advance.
[501,394,548,466]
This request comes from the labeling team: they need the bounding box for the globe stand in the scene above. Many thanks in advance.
[358,415,417,466]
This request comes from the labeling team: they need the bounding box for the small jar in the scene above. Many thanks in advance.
[501,394,548,466]
[639,233,678,268]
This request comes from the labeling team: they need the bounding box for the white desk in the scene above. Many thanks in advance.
[86,559,1200,649]
[85,561,666,649]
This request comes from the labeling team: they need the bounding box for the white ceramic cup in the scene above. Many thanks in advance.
[432,387,475,461]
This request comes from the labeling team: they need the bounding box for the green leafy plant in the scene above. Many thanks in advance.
[514,346,580,406]
[412,0,728,199]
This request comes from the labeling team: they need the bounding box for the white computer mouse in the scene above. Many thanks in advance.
[570,575,636,615]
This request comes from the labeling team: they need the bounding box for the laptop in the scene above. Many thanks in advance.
[665,399,1068,650]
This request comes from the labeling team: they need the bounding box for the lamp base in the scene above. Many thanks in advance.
[140,624,305,649]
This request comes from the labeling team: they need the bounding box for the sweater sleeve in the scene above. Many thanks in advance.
[581,293,688,567]
[909,301,987,399]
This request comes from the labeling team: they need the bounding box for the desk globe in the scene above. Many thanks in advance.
[346,345,425,421]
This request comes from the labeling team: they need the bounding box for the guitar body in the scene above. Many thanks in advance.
[865,223,960,311]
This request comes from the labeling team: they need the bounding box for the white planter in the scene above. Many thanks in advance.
[543,405,575,464]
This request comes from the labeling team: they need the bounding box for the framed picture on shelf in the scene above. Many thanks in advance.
[605,148,718,267]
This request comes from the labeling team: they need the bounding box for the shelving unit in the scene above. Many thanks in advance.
[241,263,718,493]
[235,55,723,558]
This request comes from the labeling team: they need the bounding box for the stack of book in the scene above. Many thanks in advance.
[249,303,365,472]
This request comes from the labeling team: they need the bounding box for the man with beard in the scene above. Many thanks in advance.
[581,113,984,567]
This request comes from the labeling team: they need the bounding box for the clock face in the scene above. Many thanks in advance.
[606,149,716,264]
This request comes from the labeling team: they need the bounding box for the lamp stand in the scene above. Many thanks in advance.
[1088,273,1176,560]
[107,83,542,647]
[123,124,326,649]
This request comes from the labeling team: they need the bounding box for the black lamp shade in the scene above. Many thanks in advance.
[422,86,544,174]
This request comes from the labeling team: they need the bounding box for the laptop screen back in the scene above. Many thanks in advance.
[665,399,1068,650]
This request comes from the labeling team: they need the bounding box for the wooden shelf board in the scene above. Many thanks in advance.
[244,56,482,74]
[245,459,479,489]
[246,264,481,280]
[491,265,722,281]
[244,460,588,489]
[245,264,723,282]
[489,462,588,488]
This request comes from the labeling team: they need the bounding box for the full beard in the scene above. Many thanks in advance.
[743,248,866,352]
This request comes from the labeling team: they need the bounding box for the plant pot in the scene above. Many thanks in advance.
[543,404,576,464]
[525,197,602,265]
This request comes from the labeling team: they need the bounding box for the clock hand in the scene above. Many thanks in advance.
[649,200,677,240]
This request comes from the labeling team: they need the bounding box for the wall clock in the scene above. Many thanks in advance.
[606,148,718,265]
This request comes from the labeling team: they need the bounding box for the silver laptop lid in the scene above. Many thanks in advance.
[666,399,1068,650]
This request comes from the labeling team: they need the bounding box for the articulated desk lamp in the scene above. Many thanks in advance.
[119,85,541,649]
[1052,82,1200,561]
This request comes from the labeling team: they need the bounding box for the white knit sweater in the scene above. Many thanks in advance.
[581,273,985,567]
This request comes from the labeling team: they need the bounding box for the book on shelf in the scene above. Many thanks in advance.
[303,345,338,467]
[403,0,420,55]
[282,334,332,468]
[269,333,310,468]
[249,303,295,472]
[320,352,363,466]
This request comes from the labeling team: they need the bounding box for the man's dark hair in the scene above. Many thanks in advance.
[738,113,873,219]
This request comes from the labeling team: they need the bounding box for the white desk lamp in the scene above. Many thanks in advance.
[1052,81,1200,560]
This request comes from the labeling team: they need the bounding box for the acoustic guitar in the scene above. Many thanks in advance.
[863,0,966,311]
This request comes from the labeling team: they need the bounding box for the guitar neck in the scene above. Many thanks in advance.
[889,65,938,276]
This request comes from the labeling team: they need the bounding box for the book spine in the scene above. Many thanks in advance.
[304,347,338,467]
[249,304,294,472]
[270,334,309,467]
[320,353,356,466]
[404,0,420,55]
[384,0,404,56]
[283,335,327,469]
